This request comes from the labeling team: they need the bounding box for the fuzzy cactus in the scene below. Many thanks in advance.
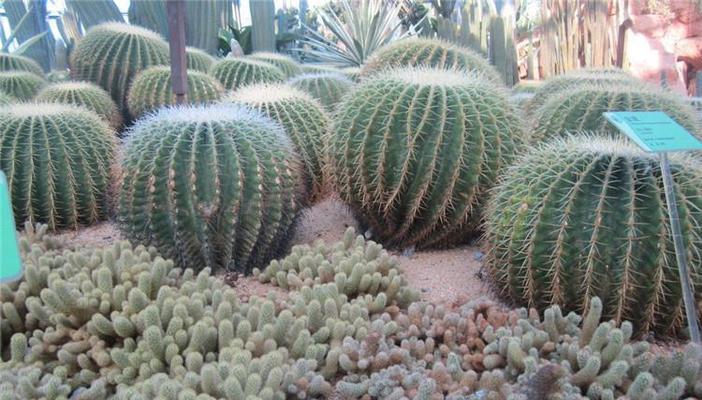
[186,47,216,72]
[70,22,170,111]
[35,81,122,129]
[0,53,44,76]
[0,104,115,229]
[223,83,330,199]
[126,66,223,118]
[329,68,524,249]
[210,58,285,90]
[361,38,500,82]
[118,104,305,272]
[485,135,702,335]
[0,71,46,100]
[287,72,354,113]
[248,52,302,78]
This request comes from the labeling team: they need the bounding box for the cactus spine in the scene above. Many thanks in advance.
[186,47,216,72]
[35,81,122,129]
[210,58,285,90]
[0,71,46,100]
[0,53,44,76]
[248,52,302,78]
[287,72,354,113]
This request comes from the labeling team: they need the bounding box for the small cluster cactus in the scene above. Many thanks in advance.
[249,52,302,78]
[186,46,216,72]
[0,53,44,76]
[35,81,122,129]
[0,70,46,100]
[0,104,115,229]
[287,72,354,113]
[126,66,223,118]
[210,58,285,90]
[485,136,702,335]
[329,68,524,249]
[118,104,305,272]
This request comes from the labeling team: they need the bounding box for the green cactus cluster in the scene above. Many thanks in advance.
[126,66,224,118]
[287,72,354,113]
[329,67,524,249]
[485,136,702,335]
[70,22,170,111]
[35,81,122,129]
[0,71,46,100]
[248,52,302,78]
[0,103,115,230]
[0,53,44,76]
[186,47,216,72]
[210,58,285,90]
[223,84,330,200]
[118,104,305,273]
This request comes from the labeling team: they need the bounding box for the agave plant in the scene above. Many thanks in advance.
[299,0,423,67]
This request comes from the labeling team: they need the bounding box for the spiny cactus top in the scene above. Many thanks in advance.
[209,58,285,90]
[0,104,115,229]
[485,135,702,335]
[248,52,302,78]
[126,66,224,119]
[361,38,500,82]
[186,46,216,72]
[224,83,330,200]
[330,68,525,249]
[70,22,170,111]
[0,71,46,100]
[0,53,44,76]
[287,72,355,113]
[118,104,305,272]
[35,81,122,129]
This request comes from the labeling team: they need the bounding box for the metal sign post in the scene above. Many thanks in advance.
[166,0,188,105]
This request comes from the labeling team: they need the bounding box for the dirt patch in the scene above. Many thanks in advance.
[291,194,359,245]
[53,221,121,249]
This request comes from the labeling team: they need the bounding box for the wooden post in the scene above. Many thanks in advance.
[166,0,187,105]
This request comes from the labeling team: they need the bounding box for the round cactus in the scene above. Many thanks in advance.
[0,53,43,76]
[70,22,170,111]
[249,52,302,78]
[300,64,339,74]
[361,38,500,82]
[127,66,223,118]
[35,81,122,129]
[287,72,354,113]
[210,58,285,90]
[340,67,361,82]
[0,71,46,100]
[531,84,702,143]
[0,91,14,105]
[0,104,115,229]
[118,104,305,272]
[485,135,702,334]
[329,68,524,249]
[186,46,216,72]
[224,83,330,199]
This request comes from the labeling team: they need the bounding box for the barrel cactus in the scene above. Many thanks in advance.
[288,72,354,113]
[210,58,285,90]
[485,135,702,335]
[301,64,339,74]
[329,68,524,249]
[224,83,330,199]
[186,46,216,72]
[127,66,223,118]
[0,71,46,100]
[0,104,115,229]
[118,104,305,272]
[70,22,170,111]
[249,52,302,78]
[35,81,122,129]
[0,91,14,105]
[340,67,361,82]
[0,53,43,76]
[361,38,500,82]
[531,84,702,143]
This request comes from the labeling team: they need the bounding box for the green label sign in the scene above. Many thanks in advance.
[604,111,702,153]
[0,171,22,283]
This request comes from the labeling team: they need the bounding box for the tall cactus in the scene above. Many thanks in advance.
[0,71,46,100]
[287,72,354,113]
[0,53,44,76]
[118,104,305,272]
[329,68,524,249]
[485,136,702,335]
[35,81,122,129]
[210,58,285,90]
[0,104,115,229]
[248,52,302,78]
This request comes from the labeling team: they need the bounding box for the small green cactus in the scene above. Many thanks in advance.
[126,66,223,118]
[0,71,46,100]
[209,58,285,90]
[0,53,44,76]
[248,52,302,78]
[35,81,122,129]
[186,47,216,72]
[287,72,354,113]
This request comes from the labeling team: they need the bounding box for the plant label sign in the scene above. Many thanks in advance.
[0,171,22,283]
[603,111,702,153]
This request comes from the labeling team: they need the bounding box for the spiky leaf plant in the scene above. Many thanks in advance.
[35,81,122,129]
[0,53,44,76]
[186,46,216,72]
[0,104,115,229]
[249,52,302,78]
[127,66,224,119]
[210,58,285,90]
[70,22,170,111]
[330,68,524,249]
[287,72,354,113]
[485,135,702,335]
[361,38,500,82]
[224,84,330,199]
[118,104,305,272]
[531,84,702,143]
[0,71,46,100]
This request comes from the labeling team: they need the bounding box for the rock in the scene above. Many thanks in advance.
[630,14,669,38]
[676,37,702,69]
